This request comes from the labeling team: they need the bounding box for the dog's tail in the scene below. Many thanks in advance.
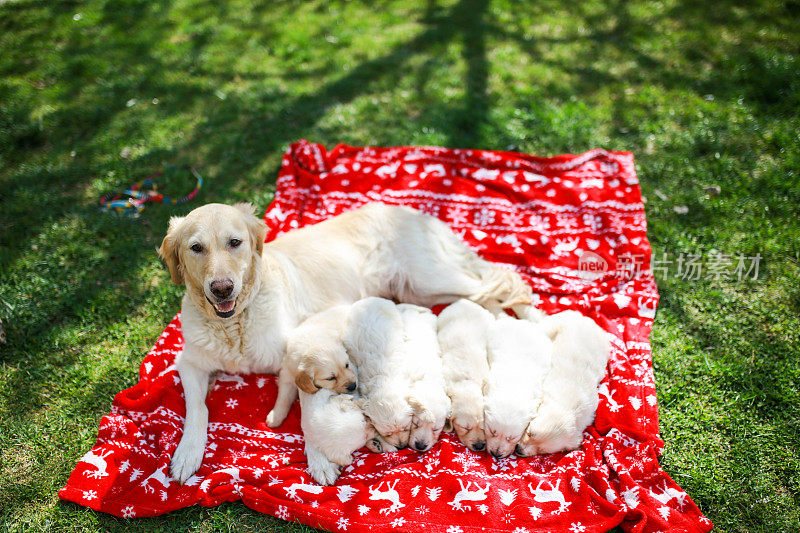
[469,263,533,312]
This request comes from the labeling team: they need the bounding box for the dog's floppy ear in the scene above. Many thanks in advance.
[234,202,267,256]
[407,395,434,424]
[295,368,319,394]
[159,216,186,285]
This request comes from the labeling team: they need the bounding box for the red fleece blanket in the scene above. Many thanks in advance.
[60,140,713,532]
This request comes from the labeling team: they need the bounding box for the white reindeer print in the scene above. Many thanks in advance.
[368,480,405,514]
[214,373,247,390]
[529,480,571,514]
[651,481,687,509]
[598,382,622,413]
[142,463,172,494]
[284,481,324,502]
[447,480,491,511]
[80,448,114,479]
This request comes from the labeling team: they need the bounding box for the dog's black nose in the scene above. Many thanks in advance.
[471,441,485,451]
[515,444,525,456]
[346,382,357,392]
[413,440,428,451]
[210,279,234,299]
[490,449,502,459]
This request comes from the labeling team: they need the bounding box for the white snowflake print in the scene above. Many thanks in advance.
[129,469,143,482]
[252,467,263,479]
[529,506,542,519]
[583,213,603,232]
[121,506,136,518]
[448,207,469,226]
[118,460,130,473]
[358,504,370,516]
[417,505,430,516]
[337,517,350,530]
[512,528,530,533]
[256,377,267,388]
[276,505,290,520]
[477,504,489,515]
[82,490,97,501]
[501,210,524,228]
[474,207,495,226]
[490,455,517,472]
[569,523,586,533]
[529,214,549,232]
[446,526,464,533]
[410,485,421,497]
[418,202,440,218]
[391,518,406,528]
[556,214,578,230]
[225,398,238,409]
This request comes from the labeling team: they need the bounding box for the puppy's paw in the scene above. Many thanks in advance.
[266,408,287,428]
[170,434,206,484]
[307,454,341,486]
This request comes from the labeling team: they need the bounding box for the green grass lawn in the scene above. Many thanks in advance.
[1,0,798,530]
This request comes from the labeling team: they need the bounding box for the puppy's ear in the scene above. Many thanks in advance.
[407,396,434,424]
[159,216,186,285]
[234,202,268,256]
[294,368,319,394]
[443,418,453,433]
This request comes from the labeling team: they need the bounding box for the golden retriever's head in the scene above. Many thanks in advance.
[159,203,267,319]
[294,349,358,395]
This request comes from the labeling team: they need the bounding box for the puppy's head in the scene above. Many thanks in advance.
[295,350,358,395]
[407,393,448,453]
[358,393,413,449]
[516,403,581,457]
[483,385,532,459]
[159,203,267,319]
[364,421,399,454]
[447,384,487,452]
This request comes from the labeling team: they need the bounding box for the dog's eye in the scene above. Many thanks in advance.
[371,438,382,452]
[229,238,242,248]
[325,375,336,381]
[190,243,203,253]
[345,362,349,368]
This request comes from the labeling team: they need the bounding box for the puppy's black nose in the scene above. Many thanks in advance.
[471,441,485,451]
[346,382,357,392]
[490,449,502,459]
[413,440,428,451]
[515,444,525,456]
[210,279,234,299]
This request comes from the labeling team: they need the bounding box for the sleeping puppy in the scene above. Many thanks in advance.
[397,304,450,453]
[300,389,396,486]
[437,299,495,452]
[160,202,533,482]
[343,297,415,449]
[515,311,610,456]
[267,305,356,428]
[484,315,553,459]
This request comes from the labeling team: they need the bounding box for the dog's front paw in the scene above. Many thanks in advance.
[170,434,206,484]
[266,408,287,428]
[307,453,341,486]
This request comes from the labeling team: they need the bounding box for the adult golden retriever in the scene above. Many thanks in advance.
[159,202,532,482]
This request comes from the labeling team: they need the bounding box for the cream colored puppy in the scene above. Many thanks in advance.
[343,297,416,449]
[300,389,396,486]
[515,311,610,456]
[160,202,533,482]
[397,304,450,453]
[484,315,553,459]
[437,299,495,452]
[267,305,357,428]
